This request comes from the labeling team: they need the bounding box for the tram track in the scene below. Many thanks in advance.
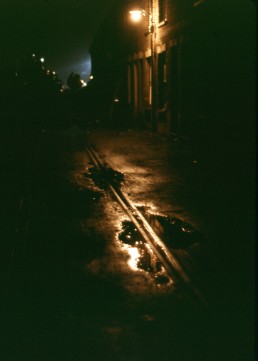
[83,140,208,307]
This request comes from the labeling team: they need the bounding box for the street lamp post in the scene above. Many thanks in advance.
[129,1,157,131]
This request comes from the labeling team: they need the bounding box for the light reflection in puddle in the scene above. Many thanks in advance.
[116,202,207,291]
[122,242,174,288]
[118,219,173,287]
[126,246,140,270]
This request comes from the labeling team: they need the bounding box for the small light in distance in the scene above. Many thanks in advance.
[89,75,94,80]
[40,58,45,63]
[80,80,87,87]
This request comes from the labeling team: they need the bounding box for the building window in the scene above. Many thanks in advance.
[128,63,134,105]
[158,52,166,108]
[158,0,166,23]
[148,57,152,106]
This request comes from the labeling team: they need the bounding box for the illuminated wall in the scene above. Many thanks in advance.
[91,0,255,138]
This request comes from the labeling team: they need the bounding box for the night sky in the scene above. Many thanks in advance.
[0,0,115,82]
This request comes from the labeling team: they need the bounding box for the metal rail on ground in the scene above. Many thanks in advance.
[83,140,208,307]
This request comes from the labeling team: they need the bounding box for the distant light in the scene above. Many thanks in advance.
[129,10,144,22]
[80,80,87,87]
[114,98,119,103]
[89,75,94,80]
[52,71,56,75]
[40,58,45,63]
[32,53,35,57]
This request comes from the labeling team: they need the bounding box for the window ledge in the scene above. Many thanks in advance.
[157,19,168,28]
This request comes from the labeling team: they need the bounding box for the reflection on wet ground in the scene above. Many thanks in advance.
[1,132,227,361]
[146,212,206,249]
[3,127,252,361]
[118,218,173,287]
[118,220,163,276]
[118,207,208,290]
[119,211,206,251]
[84,165,124,190]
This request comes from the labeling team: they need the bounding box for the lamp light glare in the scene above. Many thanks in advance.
[129,10,143,22]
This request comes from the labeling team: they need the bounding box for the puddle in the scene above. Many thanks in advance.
[118,220,139,246]
[118,209,206,285]
[144,212,206,250]
[85,166,124,190]
[118,220,170,286]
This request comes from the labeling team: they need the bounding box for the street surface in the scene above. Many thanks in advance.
[0,123,255,361]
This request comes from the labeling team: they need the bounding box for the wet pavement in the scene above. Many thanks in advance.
[86,126,255,359]
[0,124,255,361]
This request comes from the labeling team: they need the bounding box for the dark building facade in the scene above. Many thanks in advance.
[90,0,255,141]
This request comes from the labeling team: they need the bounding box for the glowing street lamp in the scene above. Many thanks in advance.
[129,9,146,22]
[129,2,157,131]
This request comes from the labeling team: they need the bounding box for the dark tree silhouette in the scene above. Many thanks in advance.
[17,54,62,94]
[0,53,63,130]
[67,72,82,90]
